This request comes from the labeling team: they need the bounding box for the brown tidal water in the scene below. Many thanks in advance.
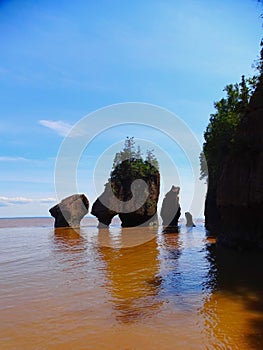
[0,218,263,350]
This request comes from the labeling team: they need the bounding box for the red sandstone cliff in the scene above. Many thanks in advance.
[217,76,263,249]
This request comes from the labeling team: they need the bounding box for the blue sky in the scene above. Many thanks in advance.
[0,0,262,218]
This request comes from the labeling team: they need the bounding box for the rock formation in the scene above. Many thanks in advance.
[185,212,195,227]
[92,138,160,227]
[216,76,263,249]
[91,183,118,227]
[91,159,160,227]
[49,194,89,228]
[118,171,160,227]
[160,186,181,228]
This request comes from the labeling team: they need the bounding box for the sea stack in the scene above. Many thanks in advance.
[161,186,181,228]
[185,212,195,227]
[91,138,160,227]
[91,159,160,227]
[49,194,89,228]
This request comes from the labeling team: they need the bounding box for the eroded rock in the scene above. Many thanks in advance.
[185,212,195,227]
[91,159,160,227]
[49,194,89,228]
[161,186,181,228]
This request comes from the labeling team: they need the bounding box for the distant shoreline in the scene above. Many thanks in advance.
[0,216,205,220]
[0,215,94,220]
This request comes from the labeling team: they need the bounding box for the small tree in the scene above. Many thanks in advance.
[110,138,159,183]
[112,137,136,169]
[135,145,143,160]
[123,136,136,161]
[252,39,263,77]
[146,149,159,170]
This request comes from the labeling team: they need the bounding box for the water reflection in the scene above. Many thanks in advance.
[202,238,218,293]
[201,241,263,349]
[158,231,183,299]
[97,228,162,323]
[53,227,87,252]
[162,225,180,234]
[52,227,90,280]
[50,223,263,349]
[161,231,181,257]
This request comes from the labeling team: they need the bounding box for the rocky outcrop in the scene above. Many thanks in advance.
[185,212,195,227]
[91,184,117,227]
[49,194,89,228]
[91,160,160,227]
[216,77,263,249]
[160,186,181,228]
[118,173,160,227]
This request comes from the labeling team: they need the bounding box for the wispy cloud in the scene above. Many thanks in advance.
[0,196,56,206]
[39,119,86,137]
[0,196,33,206]
[0,156,29,162]
[38,197,56,204]
[39,119,73,136]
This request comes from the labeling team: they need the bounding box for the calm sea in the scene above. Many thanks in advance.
[0,217,263,349]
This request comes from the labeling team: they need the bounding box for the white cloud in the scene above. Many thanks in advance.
[0,156,29,162]
[0,196,57,206]
[39,119,86,137]
[0,196,33,206]
[39,119,73,136]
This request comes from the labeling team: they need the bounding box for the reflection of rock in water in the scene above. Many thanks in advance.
[97,233,162,323]
[162,225,180,234]
[161,233,181,258]
[201,242,263,349]
[52,228,89,285]
[53,227,86,252]
[202,238,217,293]
[158,233,182,296]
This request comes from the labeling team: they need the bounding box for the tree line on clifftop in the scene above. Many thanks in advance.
[201,39,263,235]
[200,40,263,184]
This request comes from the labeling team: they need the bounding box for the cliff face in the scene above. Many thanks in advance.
[216,77,263,249]
[91,160,160,227]
[204,185,221,234]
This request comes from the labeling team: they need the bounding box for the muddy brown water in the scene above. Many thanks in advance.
[0,218,263,349]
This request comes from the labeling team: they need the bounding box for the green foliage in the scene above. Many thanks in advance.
[252,39,263,77]
[112,137,136,168]
[201,75,257,183]
[199,151,207,182]
[145,149,159,170]
[110,137,159,185]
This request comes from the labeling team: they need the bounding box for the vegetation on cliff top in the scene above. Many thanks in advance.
[200,40,263,185]
[200,75,257,183]
[110,137,159,184]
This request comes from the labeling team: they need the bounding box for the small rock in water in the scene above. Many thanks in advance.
[185,212,196,227]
